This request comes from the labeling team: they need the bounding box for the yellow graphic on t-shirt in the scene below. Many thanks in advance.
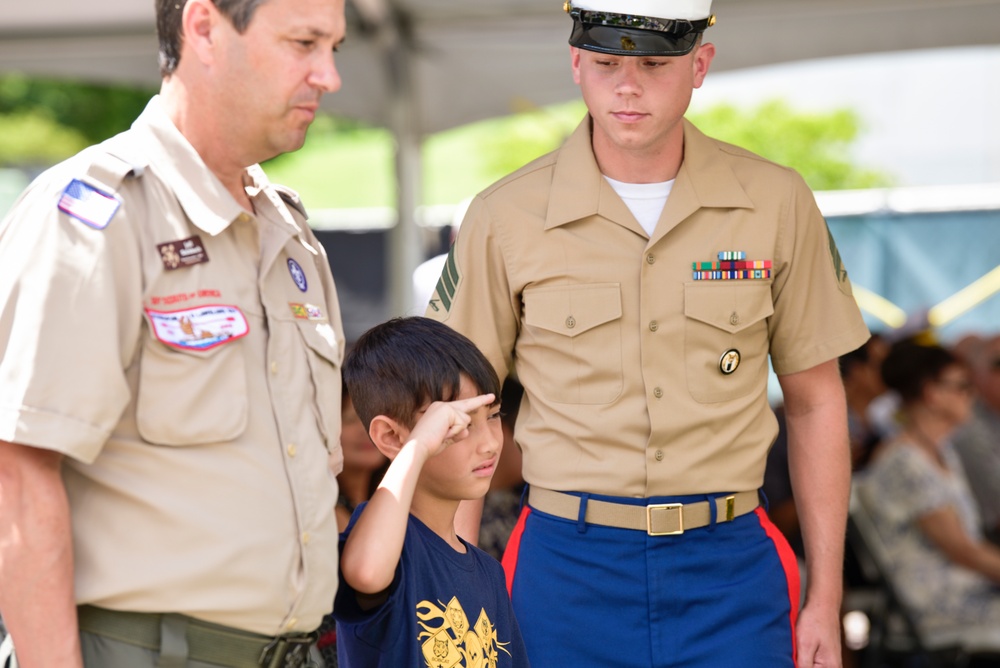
[417,596,511,668]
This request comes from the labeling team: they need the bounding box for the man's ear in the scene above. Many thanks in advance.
[368,416,409,460]
[182,0,221,65]
[570,46,583,85]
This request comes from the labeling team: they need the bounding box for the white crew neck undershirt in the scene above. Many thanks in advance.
[603,176,675,236]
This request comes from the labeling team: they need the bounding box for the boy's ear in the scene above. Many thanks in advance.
[368,416,409,459]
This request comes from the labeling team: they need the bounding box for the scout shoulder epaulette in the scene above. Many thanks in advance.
[85,134,148,193]
[58,137,147,231]
[272,184,308,220]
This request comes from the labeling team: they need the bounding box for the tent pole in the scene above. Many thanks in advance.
[384,17,423,318]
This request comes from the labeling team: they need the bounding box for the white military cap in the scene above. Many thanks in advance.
[565,0,716,56]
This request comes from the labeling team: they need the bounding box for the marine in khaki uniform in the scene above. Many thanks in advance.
[0,0,346,666]
[427,1,870,666]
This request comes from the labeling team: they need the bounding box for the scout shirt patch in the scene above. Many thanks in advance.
[157,235,209,270]
[58,178,121,230]
[429,246,460,313]
[146,304,249,351]
[287,258,308,292]
[289,303,325,321]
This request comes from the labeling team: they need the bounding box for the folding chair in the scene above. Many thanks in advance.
[847,482,1000,668]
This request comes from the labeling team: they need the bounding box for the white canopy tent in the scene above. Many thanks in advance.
[2,0,999,312]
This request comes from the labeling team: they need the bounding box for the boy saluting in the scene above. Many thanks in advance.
[333,317,529,667]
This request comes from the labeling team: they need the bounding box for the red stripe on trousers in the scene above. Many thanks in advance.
[754,506,801,665]
[501,505,531,597]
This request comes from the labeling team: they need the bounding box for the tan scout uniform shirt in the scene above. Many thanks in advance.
[0,97,343,635]
[429,117,870,498]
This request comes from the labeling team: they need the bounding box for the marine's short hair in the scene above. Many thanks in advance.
[344,317,500,431]
[156,0,268,77]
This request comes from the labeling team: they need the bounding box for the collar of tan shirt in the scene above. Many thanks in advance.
[130,96,254,237]
[545,116,755,236]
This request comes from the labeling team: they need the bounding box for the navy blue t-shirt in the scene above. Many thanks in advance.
[334,504,529,667]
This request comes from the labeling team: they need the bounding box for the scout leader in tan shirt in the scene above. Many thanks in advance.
[428,1,870,666]
[0,0,347,666]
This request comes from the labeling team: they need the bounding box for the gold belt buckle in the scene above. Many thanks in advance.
[646,502,684,536]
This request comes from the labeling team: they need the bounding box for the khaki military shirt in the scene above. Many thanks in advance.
[428,117,870,497]
[0,97,343,635]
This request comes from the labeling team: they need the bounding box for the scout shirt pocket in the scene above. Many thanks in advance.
[683,282,773,404]
[522,283,623,405]
[294,320,344,474]
[136,317,248,446]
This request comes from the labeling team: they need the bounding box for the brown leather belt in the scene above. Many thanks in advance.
[528,487,759,535]
[77,605,316,668]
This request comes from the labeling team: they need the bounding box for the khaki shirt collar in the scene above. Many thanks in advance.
[132,96,248,237]
[546,116,755,234]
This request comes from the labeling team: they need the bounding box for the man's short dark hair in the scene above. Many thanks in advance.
[156,0,268,77]
[344,317,501,431]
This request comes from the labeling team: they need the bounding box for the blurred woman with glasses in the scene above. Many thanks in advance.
[857,334,1000,636]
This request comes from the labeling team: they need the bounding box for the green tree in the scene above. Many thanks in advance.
[686,100,891,190]
[0,74,154,167]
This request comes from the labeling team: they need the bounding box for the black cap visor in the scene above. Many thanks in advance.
[568,7,712,57]
[570,22,701,56]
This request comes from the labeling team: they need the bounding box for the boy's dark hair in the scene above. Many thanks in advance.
[344,317,500,431]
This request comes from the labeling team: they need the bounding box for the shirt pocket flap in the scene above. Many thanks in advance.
[523,283,622,338]
[684,282,774,335]
[295,321,342,367]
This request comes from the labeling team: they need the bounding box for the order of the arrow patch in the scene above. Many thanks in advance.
[146,304,249,351]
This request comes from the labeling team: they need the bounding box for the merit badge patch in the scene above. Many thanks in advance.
[146,304,249,351]
[287,258,308,292]
[58,178,121,230]
[289,303,324,320]
[157,235,210,271]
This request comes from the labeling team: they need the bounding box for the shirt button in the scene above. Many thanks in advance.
[653,387,663,398]
[565,316,576,329]
[270,361,279,375]
[286,618,298,630]
[649,320,658,332]
[302,532,311,545]
[646,253,655,264]
[730,312,740,326]
[287,443,297,457]
[654,450,664,461]
[237,213,251,223]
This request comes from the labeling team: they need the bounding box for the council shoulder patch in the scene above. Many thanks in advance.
[146,304,249,351]
[58,178,121,230]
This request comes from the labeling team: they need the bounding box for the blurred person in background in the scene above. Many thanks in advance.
[478,377,526,561]
[952,333,1000,542]
[335,384,389,531]
[858,336,1000,635]
[840,333,892,471]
